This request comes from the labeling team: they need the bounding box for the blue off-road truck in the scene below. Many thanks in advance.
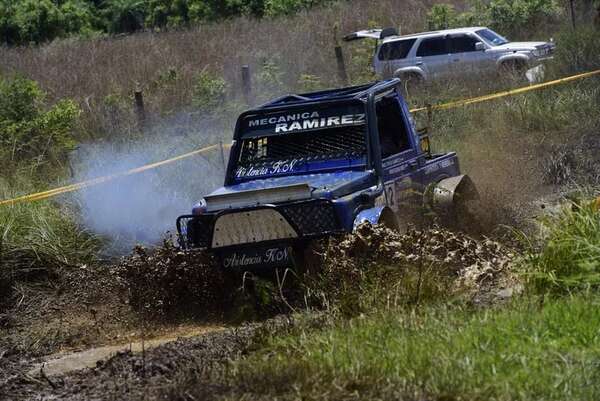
[177,78,477,271]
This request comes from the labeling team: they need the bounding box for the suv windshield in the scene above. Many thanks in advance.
[234,104,367,180]
[476,28,509,46]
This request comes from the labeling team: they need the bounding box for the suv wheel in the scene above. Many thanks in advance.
[500,59,527,80]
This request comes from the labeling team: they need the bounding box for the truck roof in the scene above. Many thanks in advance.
[381,26,487,44]
[252,78,400,112]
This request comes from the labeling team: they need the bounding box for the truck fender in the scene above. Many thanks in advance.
[353,206,399,231]
[428,175,479,211]
[394,67,427,81]
[496,54,530,70]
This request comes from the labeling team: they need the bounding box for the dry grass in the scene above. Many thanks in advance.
[0,0,456,139]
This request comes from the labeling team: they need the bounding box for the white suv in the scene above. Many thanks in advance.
[344,27,555,82]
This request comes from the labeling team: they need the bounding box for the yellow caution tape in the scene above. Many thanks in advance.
[1,68,599,207]
[409,68,600,113]
[0,143,230,206]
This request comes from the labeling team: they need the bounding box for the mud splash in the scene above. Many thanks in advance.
[114,239,234,318]
[313,223,515,307]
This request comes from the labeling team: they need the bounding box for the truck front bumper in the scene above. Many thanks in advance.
[176,199,345,270]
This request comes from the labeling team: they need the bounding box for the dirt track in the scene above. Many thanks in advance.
[1,321,273,401]
[1,223,518,401]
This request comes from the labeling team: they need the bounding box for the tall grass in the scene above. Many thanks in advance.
[225,295,600,401]
[522,199,600,294]
[0,178,99,307]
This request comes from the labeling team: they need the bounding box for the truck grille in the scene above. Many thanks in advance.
[177,200,342,250]
[280,200,340,236]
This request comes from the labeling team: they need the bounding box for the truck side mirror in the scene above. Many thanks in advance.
[420,134,431,156]
[475,42,485,51]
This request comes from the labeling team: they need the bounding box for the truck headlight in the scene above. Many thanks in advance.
[192,199,208,215]
[532,48,544,57]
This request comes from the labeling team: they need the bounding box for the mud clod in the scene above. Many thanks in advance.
[115,239,234,319]
[315,223,514,307]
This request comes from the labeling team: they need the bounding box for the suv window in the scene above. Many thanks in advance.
[416,36,447,57]
[448,35,478,53]
[378,39,416,61]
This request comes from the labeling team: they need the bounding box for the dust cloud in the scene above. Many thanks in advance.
[69,120,228,253]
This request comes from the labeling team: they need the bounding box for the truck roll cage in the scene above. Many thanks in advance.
[225,79,402,186]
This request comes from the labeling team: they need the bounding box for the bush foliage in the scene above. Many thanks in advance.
[522,200,600,294]
[427,0,561,36]
[0,75,80,173]
[0,0,336,44]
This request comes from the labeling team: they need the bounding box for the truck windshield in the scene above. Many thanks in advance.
[476,28,509,46]
[233,106,367,180]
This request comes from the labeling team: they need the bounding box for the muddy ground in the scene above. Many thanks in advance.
[0,223,519,401]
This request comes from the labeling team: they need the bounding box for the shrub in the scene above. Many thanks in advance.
[102,0,146,34]
[426,0,561,36]
[549,26,600,75]
[145,0,190,28]
[191,69,228,114]
[426,4,458,30]
[12,0,64,43]
[60,0,100,37]
[0,75,80,172]
[264,0,320,16]
[0,1,19,45]
[486,0,561,35]
[522,199,600,294]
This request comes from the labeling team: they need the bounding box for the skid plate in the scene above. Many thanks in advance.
[211,209,298,248]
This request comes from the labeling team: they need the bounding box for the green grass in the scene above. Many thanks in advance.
[229,295,600,401]
[0,178,99,304]
[522,199,600,294]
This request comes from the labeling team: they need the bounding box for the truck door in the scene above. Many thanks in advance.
[447,34,484,76]
[375,94,421,213]
[414,35,450,79]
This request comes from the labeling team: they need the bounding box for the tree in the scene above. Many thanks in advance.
[102,0,145,33]
[12,0,65,43]
[0,1,19,45]
[0,75,79,167]
[60,0,100,36]
[145,0,190,28]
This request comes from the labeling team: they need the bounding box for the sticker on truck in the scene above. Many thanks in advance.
[220,246,294,270]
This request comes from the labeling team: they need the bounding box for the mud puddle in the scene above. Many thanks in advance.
[27,325,225,377]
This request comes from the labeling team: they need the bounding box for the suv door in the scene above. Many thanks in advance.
[447,34,486,75]
[376,38,417,77]
[415,35,450,78]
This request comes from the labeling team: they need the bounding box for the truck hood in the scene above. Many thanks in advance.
[491,41,549,51]
[196,170,377,213]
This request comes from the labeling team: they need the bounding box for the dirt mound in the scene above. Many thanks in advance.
[311,223,515,309]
